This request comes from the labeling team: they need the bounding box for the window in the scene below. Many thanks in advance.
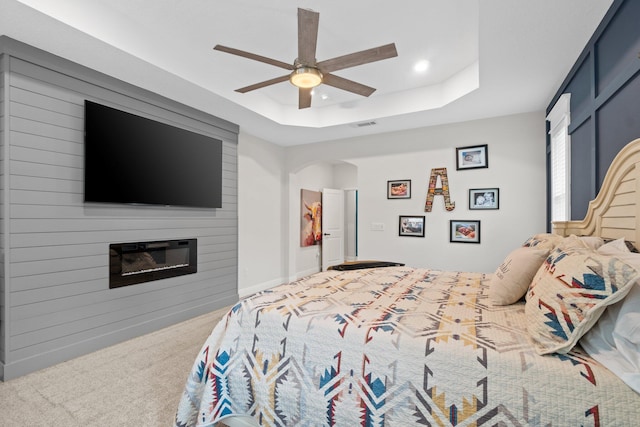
[547,93,571,222]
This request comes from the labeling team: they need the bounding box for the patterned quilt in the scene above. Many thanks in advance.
[174,267,640,426]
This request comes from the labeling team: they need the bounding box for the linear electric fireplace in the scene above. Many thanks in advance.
[109,239,197,289]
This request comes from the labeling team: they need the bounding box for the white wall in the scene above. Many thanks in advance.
[237,132,286,296]
[333,163,358,189]
[352,113,545,272]
[238,111,548,295]
[290,112,547,273]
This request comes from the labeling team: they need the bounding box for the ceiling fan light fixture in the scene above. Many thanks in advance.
[290,67,323,88]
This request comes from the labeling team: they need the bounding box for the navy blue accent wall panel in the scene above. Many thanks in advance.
[597,73,640,186]
[596,1,640,96]
[571,120,594,221]
[547,0,640,222]
[566,56,591,121]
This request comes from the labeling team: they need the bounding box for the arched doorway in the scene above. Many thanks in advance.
[287,161,358,279]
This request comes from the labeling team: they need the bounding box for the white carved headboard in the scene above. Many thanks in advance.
[553,137,640,246]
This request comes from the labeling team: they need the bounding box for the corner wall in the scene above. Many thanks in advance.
[0,37,239,380]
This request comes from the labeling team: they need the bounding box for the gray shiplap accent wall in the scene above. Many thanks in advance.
[1,52,6,380]
[0,37,239,380]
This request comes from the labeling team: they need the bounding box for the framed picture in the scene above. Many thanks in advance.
[469,188,499,210]
[388,179,411,199]
[399,215,425,237]
[456,144,488,170]
[300,189,322,247]
[450,220,481,243]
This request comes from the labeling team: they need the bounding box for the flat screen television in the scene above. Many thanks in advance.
[84,100,223,208]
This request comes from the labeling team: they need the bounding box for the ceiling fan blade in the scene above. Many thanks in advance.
[235,75,291,93]
[297,8,319,65]
[214,45,293,70]
[317,43,398,73]
[322,74,376,97]
[299,87,312,109]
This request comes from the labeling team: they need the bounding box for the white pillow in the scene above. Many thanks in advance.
[598,238,632,255]
[578,235,604,250]
[489,247,548,305]
[580,282,640,393]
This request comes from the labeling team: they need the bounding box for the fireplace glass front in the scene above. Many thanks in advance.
[109,239,197,288]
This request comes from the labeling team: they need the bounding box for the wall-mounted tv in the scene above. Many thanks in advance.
[84,100,223,208]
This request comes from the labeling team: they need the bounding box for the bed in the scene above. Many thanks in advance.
[175,138,640,427]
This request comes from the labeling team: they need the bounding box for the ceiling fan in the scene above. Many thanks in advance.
[213,8,398,109]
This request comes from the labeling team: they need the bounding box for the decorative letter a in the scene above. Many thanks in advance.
[425,167,455,212]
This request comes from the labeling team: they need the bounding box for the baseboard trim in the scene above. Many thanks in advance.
[238,268,321,298]
[238,277,285,298]
[295,266,320,279]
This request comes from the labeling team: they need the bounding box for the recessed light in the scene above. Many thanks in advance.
[311,90,329,101]
[414,60,430,73]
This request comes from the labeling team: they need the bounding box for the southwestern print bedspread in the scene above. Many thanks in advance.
[175,267,640,426]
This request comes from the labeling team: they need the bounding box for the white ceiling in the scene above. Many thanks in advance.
[2,0,613,146]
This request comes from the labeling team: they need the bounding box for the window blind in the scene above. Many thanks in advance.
[547,93,571,222]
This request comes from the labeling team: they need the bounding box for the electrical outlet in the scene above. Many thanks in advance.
[371,222,385,231]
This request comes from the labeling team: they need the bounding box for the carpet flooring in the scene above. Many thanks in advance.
[0,305,231,427]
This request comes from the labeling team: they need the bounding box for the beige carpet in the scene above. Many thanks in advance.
[0,306,231,427]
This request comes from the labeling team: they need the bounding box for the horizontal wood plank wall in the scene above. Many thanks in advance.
[1,53,6,379]
[0,38,239,380]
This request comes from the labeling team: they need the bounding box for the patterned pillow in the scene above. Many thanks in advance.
[489,247,549,305]
[554,234,590,251]
[525,246,640,355]
[576,235,604,250]
[522,233,564,251]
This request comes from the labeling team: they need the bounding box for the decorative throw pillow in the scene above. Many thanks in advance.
[578,235,604,250]
[525,246,640,355]
[489,247,549,305]
[554,234,590,251]
[604,252,640,272]
[603,238,639,253]
[522,233,564,251]
[598,237,631,255]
